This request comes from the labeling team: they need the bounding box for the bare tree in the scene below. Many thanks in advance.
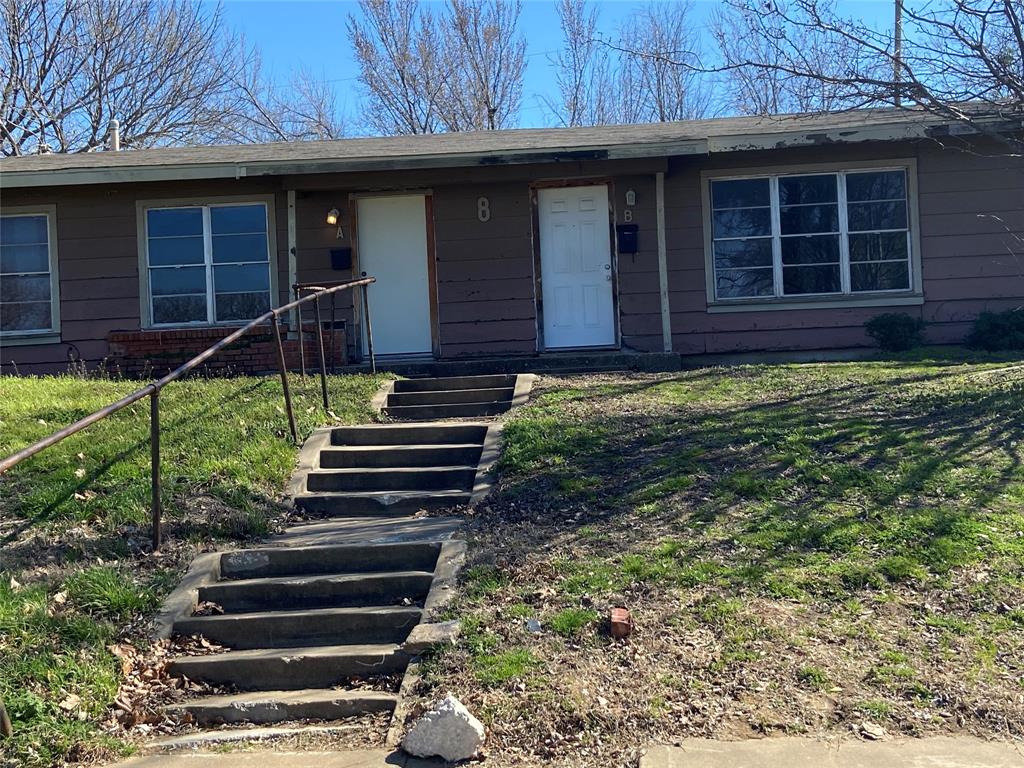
[711,3,859,115]
[548,0,711,126]
[442,0,526,130]
[349,0,525,134]
[227,59,346,143]
[0,0,263,155]
[688,0,1021,147]
[347,0,446,135]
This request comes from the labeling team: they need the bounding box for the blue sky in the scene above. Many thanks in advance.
[219,0,898,131]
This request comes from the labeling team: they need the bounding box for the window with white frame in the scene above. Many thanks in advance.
[145,203,271,326]
[710,169,912,301]
[1,212,58,336]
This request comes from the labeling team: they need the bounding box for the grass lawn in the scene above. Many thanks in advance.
[0,372,388,768]
[423,350,1024,766]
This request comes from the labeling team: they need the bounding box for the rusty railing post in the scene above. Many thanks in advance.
[0,696,11,738]
[271,314,298,444]
[362,283,376,374]
[150,390,161,552]
[329,293,337,374]
[313,296,330,412]
[294,286,306,380]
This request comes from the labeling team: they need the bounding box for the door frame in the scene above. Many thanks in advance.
[530,178,621,353]
[349,190,441,359]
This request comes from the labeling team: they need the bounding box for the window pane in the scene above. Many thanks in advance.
[851,262,910,292]
[1,243,49,273]
[848,201,907,232]
[148,236,205,266]
[849,231,909,262]
[152,295,206,324]
[212,233,269,264]
[0,215,48,245]
[711,178,770,209]
[713,208,772,239]
[211,204,266,235]
[716,268,774,298]
[214,263,270,293]
[778,175,837,205]
[1,274,50,302]
[147,208,203,237]
[713,238,773,269]
[1,301,51,332]
[780,204,838,235]
[783,264,841,295]
[215,292,271,322]
[781,235,840,265]
[150,266,206,296]
[846,170,906,202]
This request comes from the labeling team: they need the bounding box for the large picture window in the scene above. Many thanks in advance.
[710,168,912,302]
[1,211,58,336]
[145,203,272,326]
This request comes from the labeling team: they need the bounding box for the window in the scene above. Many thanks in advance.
[145,203,271,326]
[709,168,913,302]
[1,211,59,337]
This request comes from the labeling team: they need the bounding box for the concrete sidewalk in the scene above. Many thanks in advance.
[109,750,443,768]
[641,737,1024,768]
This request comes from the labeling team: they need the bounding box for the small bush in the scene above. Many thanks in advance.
[966,308,1024,351]
[864,313,925,351]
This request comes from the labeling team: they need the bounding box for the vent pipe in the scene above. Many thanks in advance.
[108,119,121,151]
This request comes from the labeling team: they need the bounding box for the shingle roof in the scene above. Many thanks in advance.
[0,106,994,188]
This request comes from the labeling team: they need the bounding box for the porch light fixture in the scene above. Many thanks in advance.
[625,188,636,206]
[325,208,340,225]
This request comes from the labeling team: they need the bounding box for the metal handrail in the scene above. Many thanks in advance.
[0,276,377,554]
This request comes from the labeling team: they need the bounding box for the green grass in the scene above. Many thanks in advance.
[473,648,540,686]
[0,372,387,767]
[432,349,1024,755]
[548,607,599,637]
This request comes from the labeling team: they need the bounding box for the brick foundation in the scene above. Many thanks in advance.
[107,324,347,378]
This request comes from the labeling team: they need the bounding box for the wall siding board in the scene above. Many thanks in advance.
[2,136,1022,373]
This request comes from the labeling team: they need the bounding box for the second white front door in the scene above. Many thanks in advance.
[538,185,616,349]
[357,195,433,356]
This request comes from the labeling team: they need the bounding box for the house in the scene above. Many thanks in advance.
[1,107,1021,375]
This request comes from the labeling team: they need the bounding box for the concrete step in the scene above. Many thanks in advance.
[384,402,511,420]
[165,688,397,726]
[220,542,441,580]
[318,444,483,469]
[331,423,487,446]
[199,570,434,613]
[393,374,518,392]
[386,387,513,407]
[168,643,406,690]
[305,466,478,493]
[294,490,473,517]
[174,606,422,649]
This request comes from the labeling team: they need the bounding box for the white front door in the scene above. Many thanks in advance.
[357,195,433,356]
[538,185,616,349]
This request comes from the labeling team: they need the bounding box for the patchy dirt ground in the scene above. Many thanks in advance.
[413,358,1024,767]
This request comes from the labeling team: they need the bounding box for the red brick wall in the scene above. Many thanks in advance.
[106,324,347,378]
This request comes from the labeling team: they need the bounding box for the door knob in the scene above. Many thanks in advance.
[604,264,611,270]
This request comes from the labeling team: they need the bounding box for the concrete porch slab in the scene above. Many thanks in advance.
[269,517,463,547]
[105,749,442,768]
[640,737,1024,768]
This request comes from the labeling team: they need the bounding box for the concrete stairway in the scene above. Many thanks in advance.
[382,374,527,420]
[165,540,458,728]
[292,423,497,518]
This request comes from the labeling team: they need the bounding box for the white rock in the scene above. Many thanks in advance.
[402,693,485,762]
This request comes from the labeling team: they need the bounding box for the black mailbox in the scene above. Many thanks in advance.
[330,247,353,271]
[616,224,639,254]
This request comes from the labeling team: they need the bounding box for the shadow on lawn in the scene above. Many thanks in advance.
[484,362,1024,593]
[0,378,282,553]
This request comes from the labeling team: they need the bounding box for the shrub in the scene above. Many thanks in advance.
[864,313,925,351]
[966,308,1024,351]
